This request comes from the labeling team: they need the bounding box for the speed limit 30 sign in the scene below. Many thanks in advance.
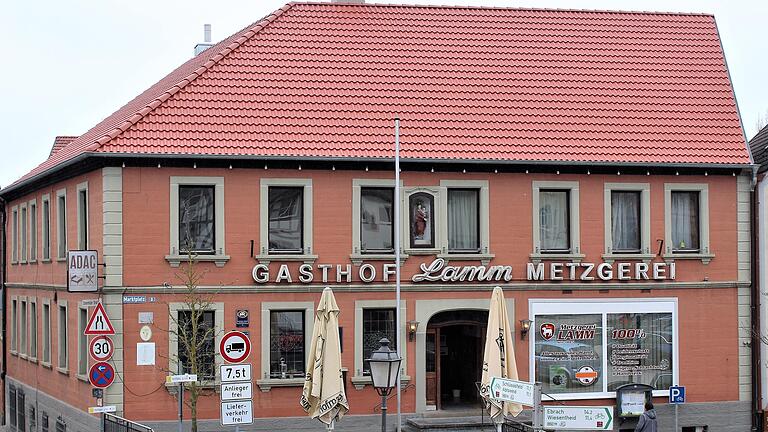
[89,336,114,361]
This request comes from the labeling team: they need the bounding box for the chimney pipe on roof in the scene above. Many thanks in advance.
[194,24,214,56]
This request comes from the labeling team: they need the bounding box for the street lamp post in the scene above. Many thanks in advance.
[366,338,402,432]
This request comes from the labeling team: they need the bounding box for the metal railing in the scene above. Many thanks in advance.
[103,413,154,432]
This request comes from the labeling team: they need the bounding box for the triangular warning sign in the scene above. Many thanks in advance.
[85,303,115,336]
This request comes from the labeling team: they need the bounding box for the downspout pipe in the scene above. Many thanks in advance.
[0,195,6,428]
[751,165,762,431]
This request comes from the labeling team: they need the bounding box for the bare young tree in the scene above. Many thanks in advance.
[167,253,217,432]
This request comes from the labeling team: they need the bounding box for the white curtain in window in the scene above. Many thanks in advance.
[447,189,479,251]
[671,192,699,250]
[540,191,569,251]
[611,191,641,252]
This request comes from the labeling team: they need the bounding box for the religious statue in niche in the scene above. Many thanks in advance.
[410,192,434,248]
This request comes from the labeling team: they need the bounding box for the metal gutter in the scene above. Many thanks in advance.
[0,195,6,427]
[752,169,763,431]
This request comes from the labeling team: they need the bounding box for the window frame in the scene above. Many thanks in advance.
[663,183,712,263]
[57,300,68,374]
[603,183,653,262]
[76,182,89,251]
[529,298,678,400]
[438,180,492,264]
[41,299,51,367]
[20,297,28,358]
[351,179,407,265]
[77,304,89,379]
[55,189,67,261]
[11,296,18,354]
[257,178,315,263]
[29,298,38,362]
[531,181,583,263]
[352,299,408,388]
[168,302,224,386]
[20,203,28,264]
[268,309,307,379]
[403,188,440,254]
[11,205,19,264]
[41,195,51,262]
[29,199,37,263]
[257,302,314,391]
[167,176,228,267]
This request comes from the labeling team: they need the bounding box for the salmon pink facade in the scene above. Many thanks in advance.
[0,2,758,431]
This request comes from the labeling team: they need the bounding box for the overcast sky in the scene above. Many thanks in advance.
[1,0,766,188]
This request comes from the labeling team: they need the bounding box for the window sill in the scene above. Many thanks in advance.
[41,258,52,264]
[602,253,656,264]
[28,357,38,364]
[19,353,28,360]
[350,253,408,266]
[351,375,411,391]
[256,377,305,392]
[529,253,586,265]
[165,254,230,268]
[29,259,37,264]
[662,253,715,265]
[405,249,441,256]
[41,361,52,369]
[57,257,67,263]
[437,253,495,266]
[56,367,69,376]
[255,254,318,265]
[10,350,17,357]
[76,373,88,383]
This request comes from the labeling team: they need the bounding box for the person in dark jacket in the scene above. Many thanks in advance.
[635,401,658,432]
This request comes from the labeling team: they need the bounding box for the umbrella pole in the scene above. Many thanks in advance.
[496,424,502,432]
[327,419,335,431]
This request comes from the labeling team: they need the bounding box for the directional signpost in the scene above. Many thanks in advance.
[166,374,198,384]
[490,377,535,406]
[88,406,117,414]
[220,332,253,430]
[543,406,613,430]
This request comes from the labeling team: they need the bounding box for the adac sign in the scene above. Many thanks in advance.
[251,258,676,284]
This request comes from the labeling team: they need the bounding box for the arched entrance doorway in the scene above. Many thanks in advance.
[425,310,488,410]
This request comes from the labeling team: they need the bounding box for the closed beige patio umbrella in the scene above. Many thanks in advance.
[480,286,522,431]
[301,287,349,430]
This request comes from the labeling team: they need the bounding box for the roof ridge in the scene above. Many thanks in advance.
[84,3,295,153]
[291,1,715,18]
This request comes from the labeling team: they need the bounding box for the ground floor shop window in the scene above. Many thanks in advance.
[362,308,397,374]
[269,310,305,378]
[530,299,676,398]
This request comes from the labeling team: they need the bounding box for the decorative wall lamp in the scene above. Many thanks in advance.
[407,320,420,341]
[520,319,532,340]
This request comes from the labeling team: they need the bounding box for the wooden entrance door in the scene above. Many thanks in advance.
[425,327,440,408]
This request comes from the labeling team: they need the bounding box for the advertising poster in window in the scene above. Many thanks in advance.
[534,314,602,395]
[607,313,673,391]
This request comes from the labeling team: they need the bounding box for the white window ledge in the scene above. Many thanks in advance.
[351,375,411,390]
[40,259,52,264]
[529,253,586,265]
[662,253,715,265]
[165,254,230,268]
[405,249,441,256]
[27,357,37,364]
[76,373,88,383]
[255,254,318,265]
[437,253,495,266]
[602,253,656,264]
[350,253,408,266]
[9,350,17,357]
[41,361,52,369]
[256,377,305,392]
[56,367,69,375]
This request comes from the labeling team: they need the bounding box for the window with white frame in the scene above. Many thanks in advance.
[406,191,437,250]
[56,190,67,260]
[532,181,581,259]
[530,298,677,399]
[361,308,396,374]
[77,307,88,376]
[42,302,51,364]
[258,179,314,260]
[168,177,227,266]
[258,302,313,387]
[168,302,224,383]
[30,300,38,360]
[11,298,17,352]
[361,187,394,253]
[21,204,28,263]
[42,196,51,261]
[603,183,651,258]
[77,183,88,250]
[352,299,408,384]
[439,180,491,260]
[11,206,18,263]
[20,299,28,356]
[664,183,711,260]
[57,302,68,371]
[29,201,37,261]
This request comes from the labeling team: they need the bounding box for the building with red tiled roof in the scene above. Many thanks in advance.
[0,2,758,431]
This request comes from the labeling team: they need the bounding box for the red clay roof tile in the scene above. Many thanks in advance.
[10,2,751,188]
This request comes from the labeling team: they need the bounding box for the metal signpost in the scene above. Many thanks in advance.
[543,406,614,430]
[220,333,253,431]
[67,250,100,292]
[167,370,197,432]
[669,385,686,431]
[489,377,536,407]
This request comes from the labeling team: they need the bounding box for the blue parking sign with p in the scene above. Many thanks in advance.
[669,385,685,404]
